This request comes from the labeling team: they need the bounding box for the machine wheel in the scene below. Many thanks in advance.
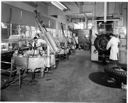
[94,34,110,52]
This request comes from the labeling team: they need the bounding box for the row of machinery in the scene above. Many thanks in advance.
[1,10,78,89]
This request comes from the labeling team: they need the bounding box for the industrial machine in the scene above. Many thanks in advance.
[1,9,78,89]
[92,19,127,65]
[91,20,127,86]
[94,33,111,63]
[1,10,59,89]
[91,20,116,62]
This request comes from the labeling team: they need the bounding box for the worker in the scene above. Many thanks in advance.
[32,36,47,56]
[33,35,47,49]
[106,33,120,65]
[106,33,120,83]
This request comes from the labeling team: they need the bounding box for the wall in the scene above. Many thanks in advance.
[2,2,69,28]
[122,3,127,29]
[48,4,68,39]
[1,3,10,23]
[118,2,127,65]
[2,3,34,26]
[1,2,70,41]
[48,4,68,24]
[95,2,121,17]
[48,5,63,16]
[2,2,56,28]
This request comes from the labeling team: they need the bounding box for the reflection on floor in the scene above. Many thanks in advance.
[1,50,126,102]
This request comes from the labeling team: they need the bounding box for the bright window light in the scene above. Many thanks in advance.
[1,22,7,28]
[88,23,93,29]
[74,22,84,29]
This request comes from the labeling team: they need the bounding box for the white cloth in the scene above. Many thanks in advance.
[106,36,120,60]
[32,39,46,48]
[36,39,46,47]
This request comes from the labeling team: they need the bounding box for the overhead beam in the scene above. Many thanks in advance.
[104,2,107,22]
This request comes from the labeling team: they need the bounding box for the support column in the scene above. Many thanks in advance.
[104,2,107,22]
[125,3,128,64]
[47,45,50,68]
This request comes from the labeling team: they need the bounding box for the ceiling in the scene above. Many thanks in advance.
[29,2,94,19]
[44,2,95,20]
[25,2,123,21]
[49,2,124,20]
[62,2,94,19]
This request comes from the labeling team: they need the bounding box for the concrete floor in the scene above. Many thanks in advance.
[1,50,126,102]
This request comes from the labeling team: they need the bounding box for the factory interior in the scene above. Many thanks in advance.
[1,1,127,102]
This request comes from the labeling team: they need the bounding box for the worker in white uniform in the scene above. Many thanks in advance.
[32,36,47,77]
[106,34,120,64]
[32,36,47,55]
[106,34,120,83]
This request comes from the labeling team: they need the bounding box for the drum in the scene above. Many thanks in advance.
[28,56,45,72]
[14,56,45,72]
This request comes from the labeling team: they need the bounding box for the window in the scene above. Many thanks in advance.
[1,22,10,41]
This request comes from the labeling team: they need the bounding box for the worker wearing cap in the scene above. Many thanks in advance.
[32,36,47,55]
[33,35,47,49]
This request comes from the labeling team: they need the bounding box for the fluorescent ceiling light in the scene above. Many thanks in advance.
[51,1,67,11]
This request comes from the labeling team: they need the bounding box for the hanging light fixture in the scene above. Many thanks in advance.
[51,1,67,11]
